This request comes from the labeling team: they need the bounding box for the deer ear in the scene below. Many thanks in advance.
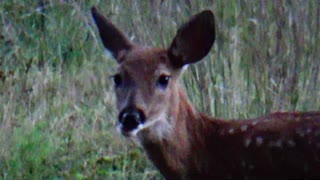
[91,7,133,61]
[168,10,215,68]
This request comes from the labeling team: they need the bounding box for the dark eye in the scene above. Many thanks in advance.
[112,74,122,87]
[157,74,171,89]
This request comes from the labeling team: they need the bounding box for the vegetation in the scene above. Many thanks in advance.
[0,0,319,179]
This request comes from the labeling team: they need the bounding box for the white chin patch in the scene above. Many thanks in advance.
[116,123,144,137]
[117,112,172,140]
[131,124,145,136]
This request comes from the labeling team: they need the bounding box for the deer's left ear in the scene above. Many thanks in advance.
[168,10,215,68]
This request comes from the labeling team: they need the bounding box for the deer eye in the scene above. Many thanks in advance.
[111,73,122,87]
[157,74,171,89]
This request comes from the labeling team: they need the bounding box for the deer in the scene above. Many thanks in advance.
[91,7,320,179]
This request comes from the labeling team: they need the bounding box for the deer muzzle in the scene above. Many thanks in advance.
[118,106,145,134]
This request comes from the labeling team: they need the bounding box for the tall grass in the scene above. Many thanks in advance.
[0,0,319,179]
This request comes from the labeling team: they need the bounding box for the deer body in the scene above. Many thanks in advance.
[141,88,320,179]
[91,7,320,179]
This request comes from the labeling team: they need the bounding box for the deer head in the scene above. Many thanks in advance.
[91,7,215,139]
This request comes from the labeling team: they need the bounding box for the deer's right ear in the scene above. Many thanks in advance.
[168,10,215,68]
[91,7,133,61]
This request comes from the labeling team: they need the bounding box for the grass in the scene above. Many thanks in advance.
[0,0,319,179]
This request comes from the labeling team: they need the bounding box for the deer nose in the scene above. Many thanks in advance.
[118,106,145,132]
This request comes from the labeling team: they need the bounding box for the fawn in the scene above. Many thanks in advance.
[91,7,320,179]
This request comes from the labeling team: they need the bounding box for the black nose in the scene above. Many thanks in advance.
[118,106,145,132]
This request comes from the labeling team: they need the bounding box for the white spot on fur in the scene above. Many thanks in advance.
[306,128,312,134]
[241,125,248,132]
[275,139,282,147]
[268,139,282,148]
[220,129,225,135]
[256,137,263,146]
[228,128,235,134]
[241,161,246,167]
[263,119,271,123]
[296,129,305,137]
[287,139,296,147]
[244,138,251,147]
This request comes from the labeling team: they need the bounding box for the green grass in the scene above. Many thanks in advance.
[0,0,319,179]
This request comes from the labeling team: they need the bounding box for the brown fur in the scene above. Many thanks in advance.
[91,7,320,179]
[141,88,320,179]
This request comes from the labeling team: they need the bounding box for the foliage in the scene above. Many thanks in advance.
[0,0,319,179]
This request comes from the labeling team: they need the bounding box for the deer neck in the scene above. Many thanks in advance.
[137,86,221,178]
[138,85,200,143]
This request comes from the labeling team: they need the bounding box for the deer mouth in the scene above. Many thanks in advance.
[118,106,146,136]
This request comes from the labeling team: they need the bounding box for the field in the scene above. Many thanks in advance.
[0,0,319,179]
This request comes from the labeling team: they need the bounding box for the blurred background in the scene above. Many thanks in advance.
[0,0,319,179]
